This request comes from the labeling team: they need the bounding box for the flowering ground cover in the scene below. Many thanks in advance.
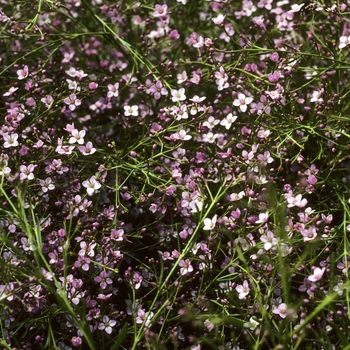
[1,0,350,349]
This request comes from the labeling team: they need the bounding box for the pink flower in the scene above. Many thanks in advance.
[301,226,317,242]
[236,280,249,299]
[136,309,154,328]
[94,271,113,289]
[153,4,168,18]
[17,65,29,80]
[272,303,288,318]
[179,259,193,275]
[78,141,96,155]
[64,93,81,111]
[107,83,119,98]
[257,151,274,166]
[41,95,53,108]
[258,0,273,10]
[308,267,325,282]
[132,272,143,289]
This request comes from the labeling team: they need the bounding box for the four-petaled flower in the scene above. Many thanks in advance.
[39,177,55,193]
[236,280,249,299]
[203,215,217,230]
[179,259,193,275]
[17,65,29,80]
[243,316,260,330]
[107,83,119,98]
[64,93,81,111]
[124,105,139,116]
[272,303,288,318]
[69,129,86,144]
[82,176,101,195]
[171,88,186,102]
[20,164,35,181]
[220,113,237,130]
[233,93,253,112]
[3,133,19,148]
[98,315,117,334]
[339,36,350,49]
[308,267,325,282]
[78,141,96,155]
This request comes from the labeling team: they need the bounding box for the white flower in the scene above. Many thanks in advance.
[212,14,225,25]
[82,176,101,195]
[288,3,305,13]
[66,79,80,92]
[107,83,119,98]
[65,67,77,77]
[171,88,186,102]
[229,191,245,201]
[40,177,55,193]
[203,215,217,230]
[233,93,253,112]
[220,113,237,130]
[256,211,269,224]
[177,71,187,84]
[286,194,307,208]
[124,105,139,116]
[68,129,86,144]
[17,65,28,80]
[202,132,219,143]
[20,164,35,181]
[3,133,19,148]
[255,175,268,184]
[3,87,18,96]
[98,316,117,334]
[172,129,192,141]
[310,90,323,103]
[339,36,350,49]
[243,316,260,330]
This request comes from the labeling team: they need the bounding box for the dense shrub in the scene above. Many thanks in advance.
[1,1,350,349]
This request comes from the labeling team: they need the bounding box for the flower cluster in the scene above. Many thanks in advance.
[1,0,350,349]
